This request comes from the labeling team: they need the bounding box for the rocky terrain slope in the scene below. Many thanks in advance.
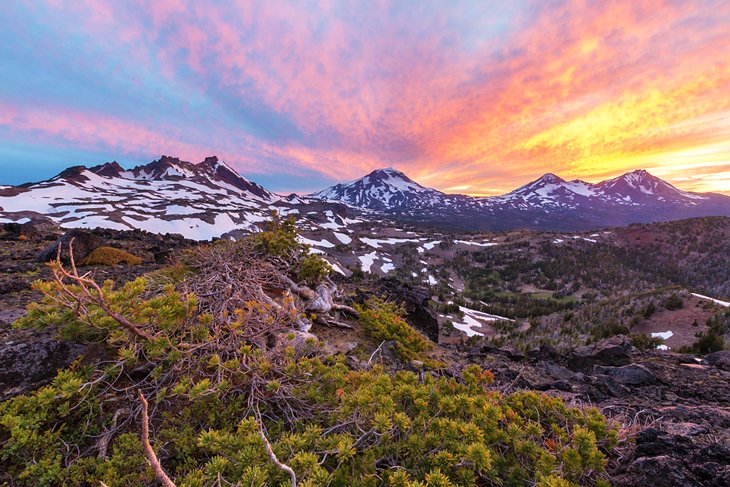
[1,223,728,485]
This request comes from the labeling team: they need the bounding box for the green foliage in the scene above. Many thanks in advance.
[1,360,617,486]
[663,294,684,311]
[682,330,725,354]
[630,333,663,351]
[252,212,301,259]
[16,276,195,344]
[78,246,143,266]
[357,297,434,360]
[299,253,332,285]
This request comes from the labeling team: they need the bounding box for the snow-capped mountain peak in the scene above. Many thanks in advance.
[312,168,447,209]
[498,173,596,205]
[0,156,302,240]
[596,169,707,202]
[310,167,729,230]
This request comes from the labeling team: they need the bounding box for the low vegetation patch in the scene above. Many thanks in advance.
[78,246,143,266]
[357,297,434,361]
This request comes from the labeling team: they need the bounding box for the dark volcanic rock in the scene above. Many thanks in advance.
[0,332,84,400]
[613,424,730,487]
[477,345,525,361]
[704,350,730,371]
[37,229,105,263]
[568,335,633,372]
[3,218,59,241]
[528,343,561,362]
[542,361,576,381]
[594,363,657,385]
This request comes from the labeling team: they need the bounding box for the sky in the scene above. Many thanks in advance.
[0,0,729,195]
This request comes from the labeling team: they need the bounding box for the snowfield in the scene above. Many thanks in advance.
[691,293,730,307]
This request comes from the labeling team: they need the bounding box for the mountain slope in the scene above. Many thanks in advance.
[312,168,455,210]
[0,156,354,240]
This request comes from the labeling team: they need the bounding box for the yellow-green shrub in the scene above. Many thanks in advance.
[357,297,434,360]
[79,246,142,266]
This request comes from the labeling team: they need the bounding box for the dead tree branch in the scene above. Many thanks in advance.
[50,239,153,340]
[257,411,296,487]
[137,390,177,487]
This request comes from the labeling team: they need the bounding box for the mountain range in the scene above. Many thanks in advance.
[313,167,730,231]
[1,156,729,238]
[0,156,356,240]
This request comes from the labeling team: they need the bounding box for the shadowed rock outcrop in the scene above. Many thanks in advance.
[37,229,105,263]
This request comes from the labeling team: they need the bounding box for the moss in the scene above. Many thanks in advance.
[79,247,143,266]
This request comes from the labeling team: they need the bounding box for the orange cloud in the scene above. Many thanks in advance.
[2,1,729,194]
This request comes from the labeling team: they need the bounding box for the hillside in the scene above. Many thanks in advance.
[1,216,729,485]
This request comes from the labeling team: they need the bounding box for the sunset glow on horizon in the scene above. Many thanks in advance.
[1,1,729,194]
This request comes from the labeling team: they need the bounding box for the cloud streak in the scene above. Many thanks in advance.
[0,0,728,193]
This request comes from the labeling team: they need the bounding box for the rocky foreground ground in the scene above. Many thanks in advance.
[1,221,729,486]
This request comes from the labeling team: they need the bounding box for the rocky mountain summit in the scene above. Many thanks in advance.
[312,167,457,210]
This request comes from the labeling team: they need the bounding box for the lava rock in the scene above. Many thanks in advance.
[528,343,560,362]
[3,218,59,241]
[361,278,439,342]
[568,335,634,372]
[704,350,730,371]
[542,361,575,380]
[0,332,84,400]
[37,229,105,263]
[479,345,526,361]
[594,363,657,385]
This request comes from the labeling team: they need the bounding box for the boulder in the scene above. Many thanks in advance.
[542,361,576,381]
[3,218,58,241]
[703,350,730,371]
[594,363,657,385]
[568,335,634,372]
[0,332,84,400]
[478,344,525,361]
[613,455,692,487]
[37,229,105,263]
[528,343,560,362]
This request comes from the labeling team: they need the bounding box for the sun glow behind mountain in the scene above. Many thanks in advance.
[0,1,729,195]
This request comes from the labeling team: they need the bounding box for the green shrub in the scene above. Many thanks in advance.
[682,330,725,354]
[643,302,656,318]
[357,297,434,360]
[252,212,301,259]
[1,360,618,486]
[664,294,683,311]
[79,246,143,266]
[630,333,663,351]
[299,254,331,285]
